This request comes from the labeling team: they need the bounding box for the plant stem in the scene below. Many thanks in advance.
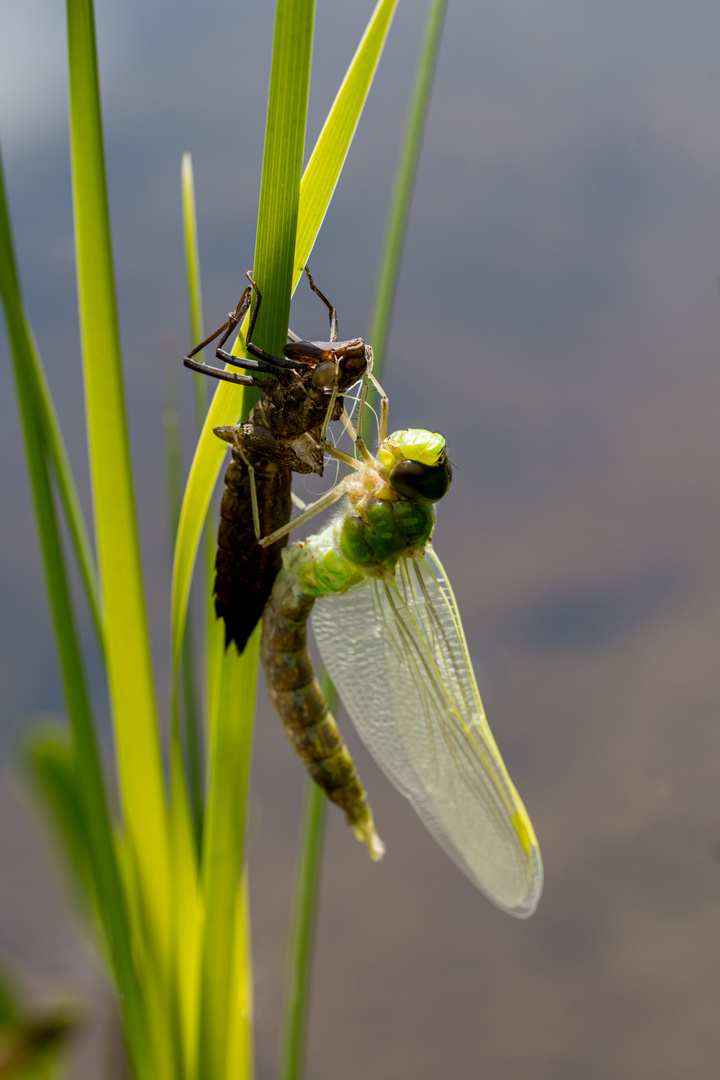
[279,778,327,1080]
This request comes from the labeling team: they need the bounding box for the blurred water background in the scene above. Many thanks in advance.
[1,2,719,1077]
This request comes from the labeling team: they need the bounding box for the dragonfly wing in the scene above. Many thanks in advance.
[311,545,543,917]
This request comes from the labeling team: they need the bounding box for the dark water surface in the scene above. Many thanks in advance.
[1,3,719,1078]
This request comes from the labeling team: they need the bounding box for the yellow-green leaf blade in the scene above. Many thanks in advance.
[66,0,171,1045]
[0,136,152,1078]
[294,0,399,275]
[197,637,259,1080]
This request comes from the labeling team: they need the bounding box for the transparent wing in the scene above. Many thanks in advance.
[311,544,543,917]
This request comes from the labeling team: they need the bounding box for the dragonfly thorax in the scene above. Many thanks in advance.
[340,498,436,571]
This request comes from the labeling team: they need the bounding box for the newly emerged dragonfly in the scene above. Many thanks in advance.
[261,384,544,917]
[184,268,371,652]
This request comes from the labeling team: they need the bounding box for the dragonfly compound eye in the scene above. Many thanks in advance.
[389,457,452,503]
[311,359,338,391]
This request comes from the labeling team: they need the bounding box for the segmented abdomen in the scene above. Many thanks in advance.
[261,566,384,859]
[214,450,291,653]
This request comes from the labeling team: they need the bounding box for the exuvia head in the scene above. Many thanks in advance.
[282,338,369,392]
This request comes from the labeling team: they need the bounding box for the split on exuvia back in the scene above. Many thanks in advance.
[184,270,543,917]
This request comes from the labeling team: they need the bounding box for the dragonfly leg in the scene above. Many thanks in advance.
[183,290,262,384]
[216,429,264,541]
[259,476,352,547]
[183,288,252,362]
[338,408,376,468]
[241,271,307,371]
[371,371,389,444]
[336,350,387,466]
[240,447,262,543]
[324,444,362,471]
[319,361,341,443]
[213,292,285,374]
[183,285,300,383]
[183,356,265,387]
[352,350,388,446]
[304,265,338,342]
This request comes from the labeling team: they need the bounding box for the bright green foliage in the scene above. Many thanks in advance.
[0,0,456,1075]
[1,0,404,1077]
[65,7,174,1073]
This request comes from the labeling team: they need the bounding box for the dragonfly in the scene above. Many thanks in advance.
[183,268,371,653]
[260,380,544,917]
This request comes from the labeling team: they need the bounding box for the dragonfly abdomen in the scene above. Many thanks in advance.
[261,565,385,860]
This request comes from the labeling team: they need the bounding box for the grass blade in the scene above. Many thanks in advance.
[294,0,399,274]
[169,730,202,1078]
[164,365,205,846]
[252,0,316,357]
[224,874,253,1080]
[0,137,151,1077]
[182,152,207,433]
[368,0,448,374]
[0,164,101,646]
[197,638,259,1080]
[180,151,223,840]
[25,727,95,920]
[279,781,326,1080]
[197,4,315,1075]
[66,0,172,987]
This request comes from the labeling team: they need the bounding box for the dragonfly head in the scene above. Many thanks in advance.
[379,429,453,505]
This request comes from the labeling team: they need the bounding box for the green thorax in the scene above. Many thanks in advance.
[286,429,449,599]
